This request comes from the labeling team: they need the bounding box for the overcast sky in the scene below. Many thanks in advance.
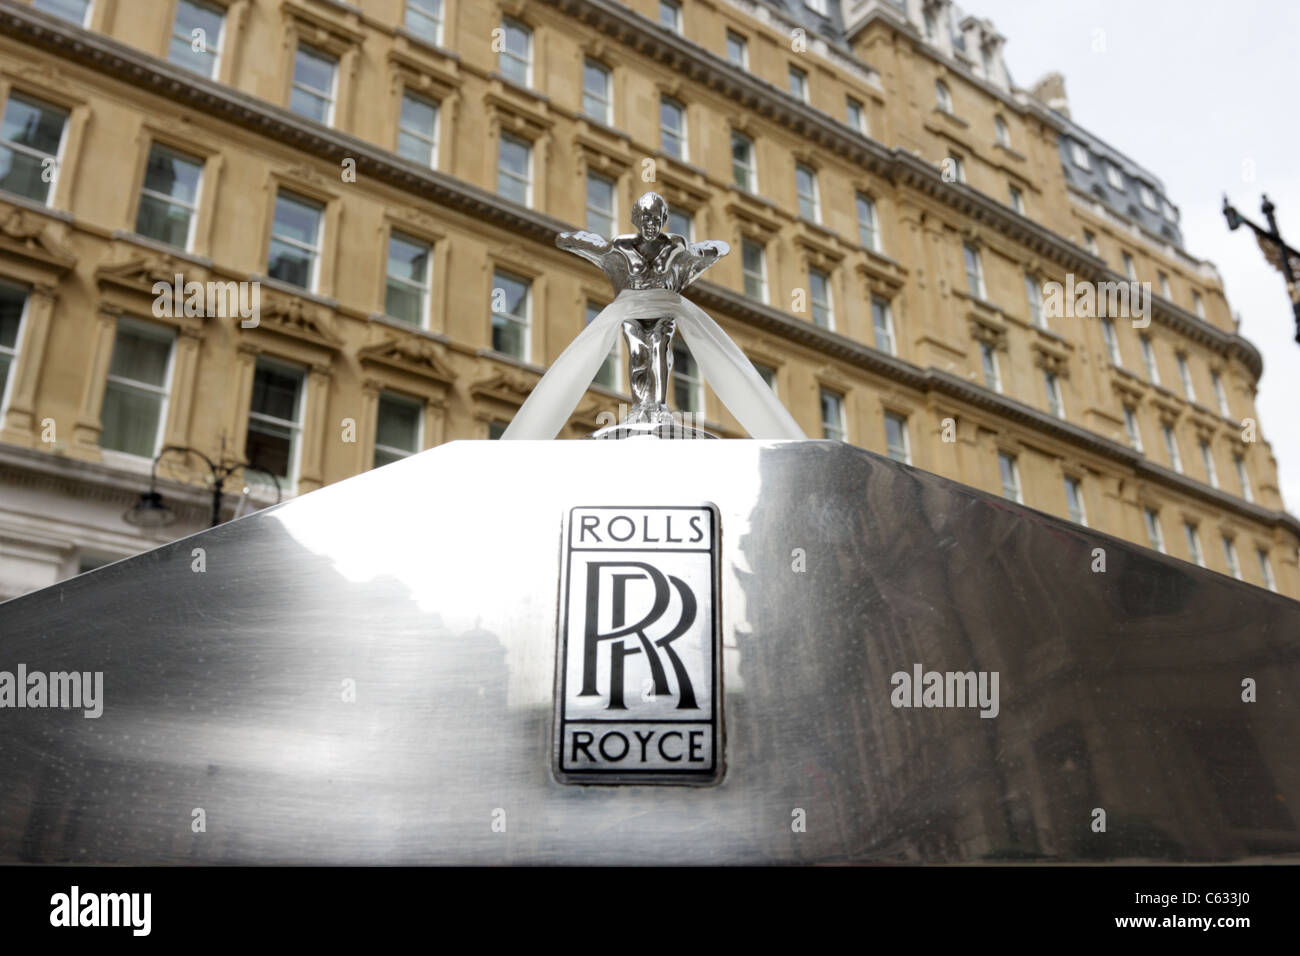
[968,0,1300,510]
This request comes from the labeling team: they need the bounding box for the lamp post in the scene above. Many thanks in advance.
[123,444,282,530]
[1222,193,1300,344]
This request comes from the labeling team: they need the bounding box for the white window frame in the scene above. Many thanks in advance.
[585,170,617,237]
[1044,370,1064,418]
[726,30,748,69]
[935,80,952,113]
[846,96,867,135]
[731,131,756,192]
[998,451,1022,503]
[1070,140,1091,170]
[582,59,612,125]
[795,162,820,222]
[659,0,682,33]
[1212,371,1230,417]
[1122,252,1137,281]
[1177,353,1196,401]
[1102,317,1121,366]
[1140,335,1159,384]
[268,190,324,292]
[1157,272,1171,298]
[0,281,29,418]
[659,96,687,160]
[1162,423,1182,473]
[398,89,440,168]
[490,269,531,361]
[808,266,833,330]
[872,296,895,355]
[994,115,1009,147]
[498,17,533,87]
[1144,508,1165,553]
[136,143,204,252]
[980,341,1001,393]
[290,44,338,126]
[0,92,69,207]
[374,390,424,467]
[741,238,767,302]
[1222,536,1242,580]
[385,230,433,328]
[100,316,176,460]
[947,151,966,183]
[884,411,911,464]
[1192,292,1205,318]
[405,0,444,47]
[1235,454,1253,503]
[788,65,809,103]
[1259,548,1276,591]
[1025,272,1043,326]
[33,0,91,26]
[170,0,225,79]
[1105,161,1124,191]
[247,357,306,488]
[671,341,703,415]
[963,243,985,299]
[820,388,845,442]
[497,132,533,206]
[1009,185,1025,215]
[1139,183,1158,211]
[856,193,878,251]
[1184,522,1204,567]
[1124,405,1143,452]
[1065,476,1087,526]
[1200,439,1218,488]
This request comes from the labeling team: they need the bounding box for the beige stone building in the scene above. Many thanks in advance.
[0,0,1295,599]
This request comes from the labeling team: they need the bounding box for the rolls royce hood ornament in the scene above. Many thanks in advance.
[501,191,805,440]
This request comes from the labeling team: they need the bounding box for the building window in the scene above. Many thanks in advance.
[490,270,530,360]
[980,341,1001,392]
[582,59,612,124]
[1124,405,1143,452]
[587,302,619,390]
[1162,200,1178,222]
[170,0,224,77]
[585,171,616,236]
[820,388,845,441]
[1212,371,1230,417]
[1200,439,1218,488]
[0,282,25,414]
[726,31,748,68]
[1044,370,1064,418]
[374,392,422,468]
[741,238,767,302]
[289,45,337,125]
[135,144,203,251]
[498,18,532,86]
[405,0,444,45]
[753,361,776,392]
[246,359,305,484]
[872,296,895,355]
[1258,548,1276,592]
[1064,476,1087,525]
[99,318,174,459]
[0,93,68,205]
[731,131,756,191]
[934,80,952,112]
[487,421,508,440]
[1139,183,1158,210]
[1184,522,1204,567]
[385,231,432,327]
[962,243,984,299]
[397,90,439,167]
[1192,291,1205,318]
[884,412,910,463]
[1223,536,1242,580]
[667,205,693,240]
[947,151,966,183]
[923,10,937,39]
[788,65,808,102]
[1083,230,1098,254]
[267,191,324,291]
[672,341,701,414]
[856,193,878,251]
[1070,140,1090,169]
[1162,423,1182,473]
[846,96,867,134]
[1122,252,1136,281]
[998,451,1022,503]
[1024,272,1043,326]
[659,0,681,33]
[994,115,1009,147]
[1140,335,1159,383]
[1101,317,1121,366]
[497,133,532,205]
[1105,161,1124,191]
[1144,508,1165,553]
[1176,353,1196,401]
[1235,454,1252,503]
[795,162,820,221]
[34,0,91,24]
[1157,272,1171,298]
[805,0,829,14]
[659,96,687,160]
[808,267,833,329]
[1008,185,1025,214]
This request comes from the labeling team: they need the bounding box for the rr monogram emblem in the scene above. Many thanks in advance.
[555,506,722,784]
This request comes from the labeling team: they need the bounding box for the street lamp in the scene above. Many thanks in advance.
[1222,193,1300,344]
[123,445,282,529]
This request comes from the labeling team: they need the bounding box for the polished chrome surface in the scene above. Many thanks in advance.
[2,440,1299,863]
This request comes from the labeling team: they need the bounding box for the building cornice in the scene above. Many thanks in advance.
[0,1,1289,536]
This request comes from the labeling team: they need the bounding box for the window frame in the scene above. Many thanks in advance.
[246,356,307,488]
[730,130,756,192]
[169,0,225,79]
[582,58,613,125]
[490,268,532,361]
[794,162,820,222]
[497,132,533,207]
[741,237,767,302]
[884,411,910,464]
[373,390,424,468]
[659,95,688,161]
[962,243,985,299]
[808,266,833,330]
[397,88,440,168]
[584,170,617,237]
[99,316,176,460]
[998,451,1022,503]
[0,92,70,207]
[135,141,205,252]
[872,295,895,355]
[385,229,433,328]
[267,189,325,292]
[289,44,339,126]
[498,17,533,87]
[405,0,445,46]
[819,387,846,442]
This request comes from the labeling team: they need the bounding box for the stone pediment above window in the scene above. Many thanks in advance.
[575,131,632,176]
[359,335,456,388]
[793,228,844,273]
[486,84,553,138]
[855,252,907,294]
[651,162,710,206]
[471,368,536,409]
[95,253,203,294]
[969,314,1006,349]
[283,0,366,54]
[388,46,461,99]
[254,292,342,350]
[1110,375,1145,405]
[1032,340,1070,377]
[725,195,781,240]
[0,206,75,275]
[1149,391,1183,421]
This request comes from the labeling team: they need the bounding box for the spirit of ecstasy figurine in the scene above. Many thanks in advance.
[500,190,805,441]
[557,192,727,436]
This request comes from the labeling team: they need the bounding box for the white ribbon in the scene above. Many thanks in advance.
[501,288,806,440]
